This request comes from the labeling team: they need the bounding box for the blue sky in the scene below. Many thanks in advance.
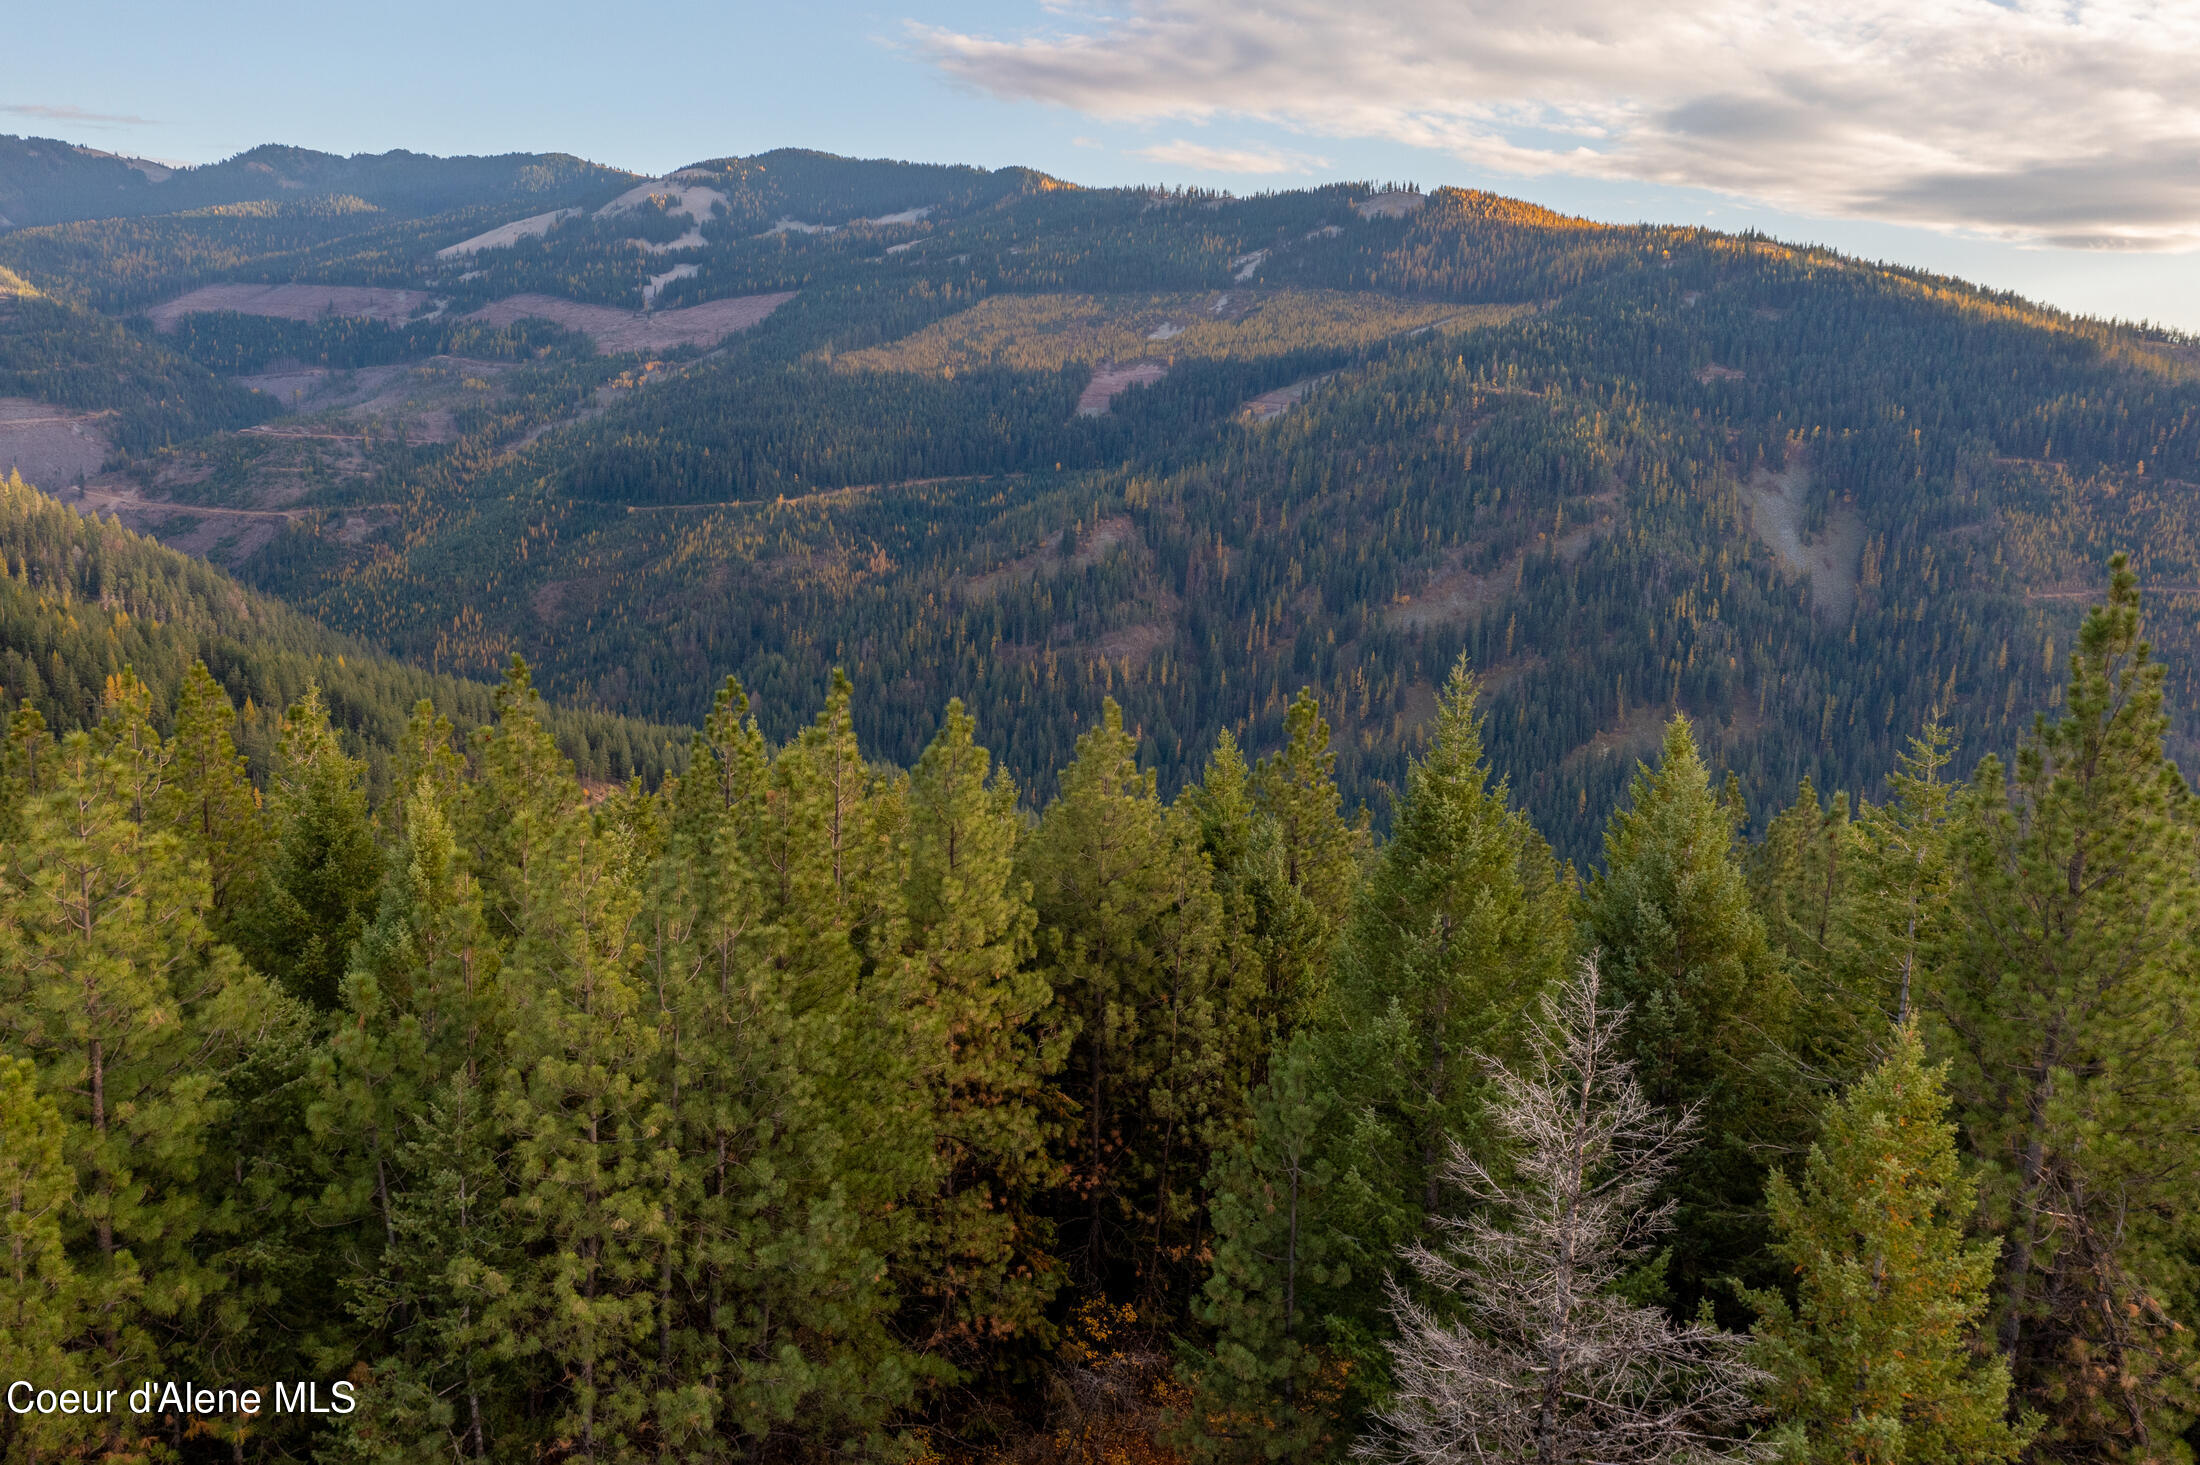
[9,0,2196,330]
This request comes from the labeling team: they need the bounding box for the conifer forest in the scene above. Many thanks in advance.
[1,139,2198,1464]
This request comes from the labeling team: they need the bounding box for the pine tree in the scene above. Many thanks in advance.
[1749,777,1878,1093]
[1359,957,1764,1465]
[0,1055,96,1464]
[1326,660,1573,1257]
[1188,693,1364,1095]
[1583,714,1798,1312]
[0,726,280,1426]
[1181,1035,1348,1463]
[1186,664,1574,1442]
[464,657,585,948]
[386,699,467,843]
[336,1073,518,1465]
[1022,697,1226,1309]
[91,669,169,825]
[315,776,502,1271]
[1838,722,1958,1031]
[1940,556,2200,1457]
[245,684,383,1008]
[0,704,52,846]
[1252,689,1367,947]
[497,791,666,1463]
[651,673,936,1457]
[898,699,1066,1370]
[1185,729,1273,1094]
[1749,776,1844,983]
[1746,1023,2032,1464]
[155,660,266,922]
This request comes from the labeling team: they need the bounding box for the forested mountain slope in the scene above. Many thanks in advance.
[0,134,637,229]
[0,470,682,789]
[0,146,2194,857]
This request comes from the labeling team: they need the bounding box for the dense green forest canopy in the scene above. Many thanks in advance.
[0,558,2191,1463]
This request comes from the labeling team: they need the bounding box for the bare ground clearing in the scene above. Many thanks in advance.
[0,398,111,489]
[599,181,727,227]
[437,208,582,258]
[1389,548,1507,630]
[235,362,411,411]
[623,475,986,512]
[147,284,432,330]
[1741,459,1865,620]
[1076,362,1168,416]
[642,263,699,306]
[1356,193,1426,218]
[1243,373,1333,421]
[465,291,794,352]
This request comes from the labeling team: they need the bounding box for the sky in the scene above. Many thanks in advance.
[8,0,2197,330]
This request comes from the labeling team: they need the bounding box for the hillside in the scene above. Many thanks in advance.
[0,146,2195,857]
[0,469,682,790]
[0,134,638,229]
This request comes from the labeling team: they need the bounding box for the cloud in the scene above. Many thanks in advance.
[1132,139,1329,174]
[2,102,157,128]
[913,0,2200,250]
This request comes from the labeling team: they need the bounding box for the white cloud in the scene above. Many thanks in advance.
[1132,139,1330,174]
[2,102,157,128]
[913,0,2200,250]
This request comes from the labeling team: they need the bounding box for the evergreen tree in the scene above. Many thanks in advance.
[1583,714,1798,1313]
[336,1073,518,1465]
[497,791,666,1463]
[155,660,266,922]
[1022,697,1227,1310]
[1188,693,1364,1095]
[729,673,940,1452]
[0,726,279,1427]
[1185,729,1274,1094]
[898,699,1066,1370]
[648,672,938,1457]
[90,670,170,825]
[1181,1035,1348,1463]
[315,776,502,1270]
[386,699,468,843]
[1186,663,1574,1444]
[1940,557,2200,1458]
[1251,690,1366,947]
[0,1055,95,1464]
[464,657,585,948]
[1837,722,1958,1031]
[245,684,383,1008]
[0,705,52,845]
[1326,660,1572,1256]
[1746,1023,2031,1464]
[1749,779,1844,997]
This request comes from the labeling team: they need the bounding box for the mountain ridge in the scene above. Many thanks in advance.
[0,142,2194,859]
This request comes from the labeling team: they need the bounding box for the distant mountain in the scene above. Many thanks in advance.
[0,135,639,229]
[0,141,2195,858]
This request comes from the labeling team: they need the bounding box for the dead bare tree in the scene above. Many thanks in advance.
[1357,955,1767,1465]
